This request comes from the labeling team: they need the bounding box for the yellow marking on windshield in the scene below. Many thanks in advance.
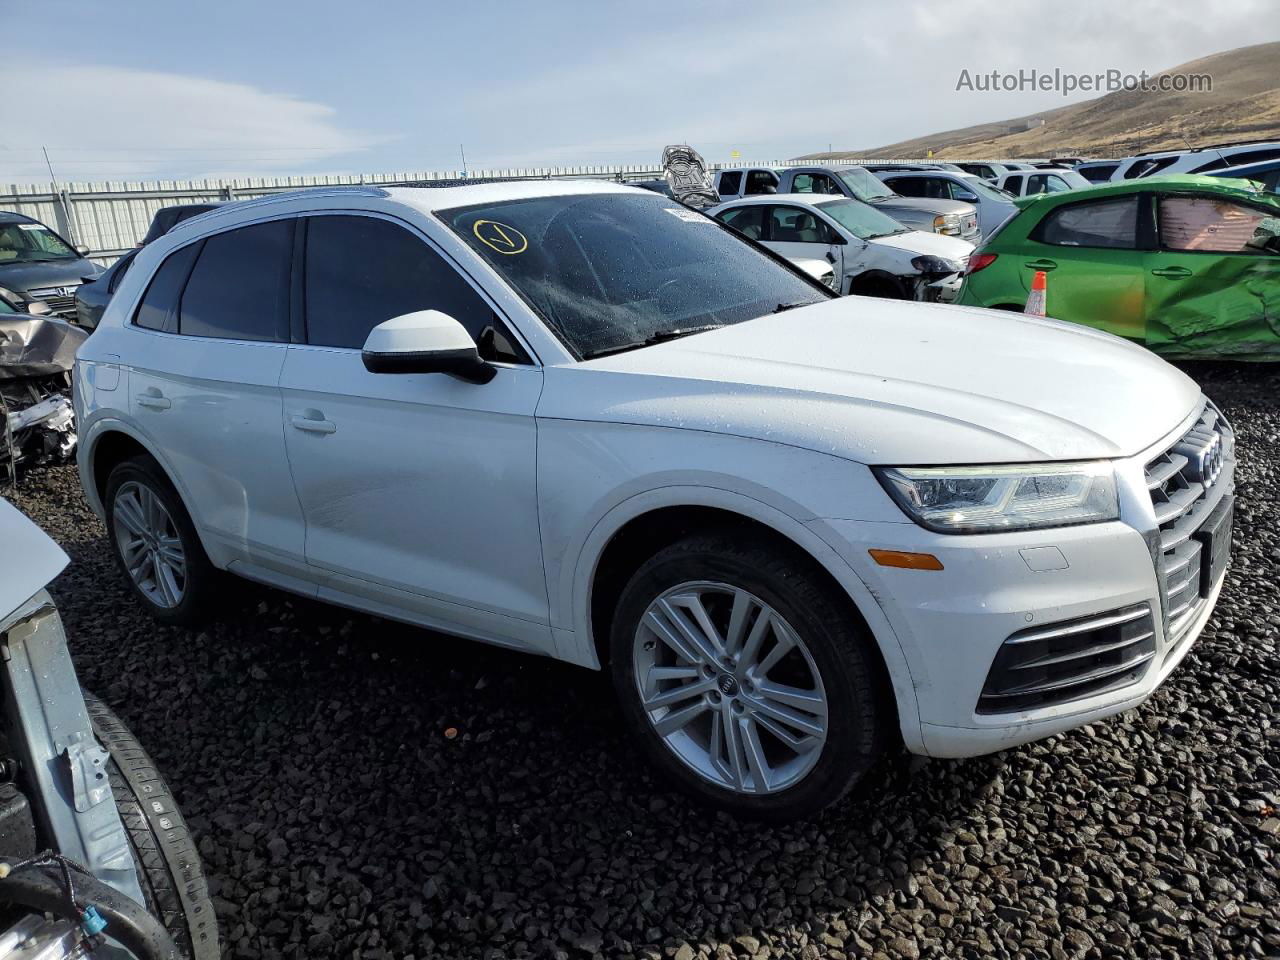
[473,219,528,255]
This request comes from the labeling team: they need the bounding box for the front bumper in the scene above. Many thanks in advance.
[811,402,1234,758]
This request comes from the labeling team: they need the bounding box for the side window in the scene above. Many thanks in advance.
[133,243,201,332]
[791,174,816,193]
[885,177,923,197]
[717,171,743,196]
[179,220,292,341]
[769,206,827,243]
[812,174,842,195]
[304,215,529,362]
[1027,175,1069,195]
[1003,175,1024,195]
[716,205,767,240]
[1033,197,1138,249]
[744,170,779,195]
[1224,147,1280,166]
[107,251,137,294]
[1158,196,1279,254]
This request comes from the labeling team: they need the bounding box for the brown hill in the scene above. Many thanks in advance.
[802,42,1280,161]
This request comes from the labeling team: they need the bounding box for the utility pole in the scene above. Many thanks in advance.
[460,144,468,178]
[42,146,59,188]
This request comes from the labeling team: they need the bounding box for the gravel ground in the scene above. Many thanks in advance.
[4,361,1279,960]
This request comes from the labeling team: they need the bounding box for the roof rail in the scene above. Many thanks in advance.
[388,175,555,188]
[1188,137,1280,153]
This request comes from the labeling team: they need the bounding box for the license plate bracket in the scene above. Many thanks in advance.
[1194,494,1233,597]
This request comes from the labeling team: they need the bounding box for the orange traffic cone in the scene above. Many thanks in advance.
[1024,270,1047,317]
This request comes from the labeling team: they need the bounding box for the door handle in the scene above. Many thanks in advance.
[1151,266,1192,279]
[135,392,170,410]
[1024,259,1058,271]
[290,414,336,435]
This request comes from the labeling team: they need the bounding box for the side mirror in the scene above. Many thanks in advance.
[75,244,90,256]
[361,310,495,383]
[956,191,979,203]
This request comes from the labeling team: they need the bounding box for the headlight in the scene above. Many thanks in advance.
[911,255,963,274]
[932,214,961,236]
[874,462,1119,533]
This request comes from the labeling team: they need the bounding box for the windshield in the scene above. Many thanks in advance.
[442,193,829,359]
[836,168,897,202]
[0,221,78,264]
[816,198,908,239]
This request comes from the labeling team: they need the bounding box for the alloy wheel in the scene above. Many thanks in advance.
[632,581,829,795]
[112,481,187,609]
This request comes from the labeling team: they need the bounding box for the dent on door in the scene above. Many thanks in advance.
[1145,255,1280,357]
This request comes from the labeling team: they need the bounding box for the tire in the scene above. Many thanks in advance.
[85,694,219,960]
[104,456,218,625]
[848,276,904,300]
[609,531,888,822]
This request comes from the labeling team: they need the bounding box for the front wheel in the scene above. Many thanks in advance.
[609,532,889,821]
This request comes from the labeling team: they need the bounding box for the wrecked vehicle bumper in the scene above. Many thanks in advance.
[0,314,86,473]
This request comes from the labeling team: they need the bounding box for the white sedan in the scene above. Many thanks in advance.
[710,193,973,301]
[74,179,1233,821]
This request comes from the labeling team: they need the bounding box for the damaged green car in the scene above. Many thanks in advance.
[958,175,1280,359]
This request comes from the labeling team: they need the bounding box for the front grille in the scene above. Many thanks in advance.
[27,287,79,319]
[1145,403,1234,657]
[978,604,1156,713]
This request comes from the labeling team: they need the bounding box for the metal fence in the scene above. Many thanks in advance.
[0,159,935,264]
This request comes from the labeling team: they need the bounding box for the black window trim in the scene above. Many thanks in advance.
[1152,190,1280,257]
[1029,193,1145,251]
[299,208,539,366]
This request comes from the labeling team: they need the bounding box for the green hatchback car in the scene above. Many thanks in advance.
[957,175,1280,358]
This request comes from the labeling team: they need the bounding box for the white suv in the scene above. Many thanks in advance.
[75,180,1235,821]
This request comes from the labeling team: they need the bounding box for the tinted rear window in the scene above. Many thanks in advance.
[134,243,201,332]
[178,220,292,341]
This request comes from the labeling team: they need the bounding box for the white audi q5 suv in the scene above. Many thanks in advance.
[74,180,1234,820]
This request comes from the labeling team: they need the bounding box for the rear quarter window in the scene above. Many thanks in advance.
[133,243,202,332]
[1031,196,1139,249]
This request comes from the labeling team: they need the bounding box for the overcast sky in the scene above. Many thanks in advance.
[1,0,1276,185]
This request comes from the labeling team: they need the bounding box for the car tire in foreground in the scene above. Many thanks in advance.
[85,694,220,960]
[609,531,888,821]
[104,456,218,625]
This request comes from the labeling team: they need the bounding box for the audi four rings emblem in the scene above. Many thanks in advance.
[1194,435,1223,484]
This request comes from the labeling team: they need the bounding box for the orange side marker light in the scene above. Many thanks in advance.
[869,549,944,571]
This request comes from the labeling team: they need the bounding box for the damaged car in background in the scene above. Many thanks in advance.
[1,300,83,479]
[0,498,218,958]
[0,213,102,321]
[711,193,973,299]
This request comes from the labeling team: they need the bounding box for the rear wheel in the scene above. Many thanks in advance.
[104,457,218,625]
[85,694,219,960]
[609,532,888,821]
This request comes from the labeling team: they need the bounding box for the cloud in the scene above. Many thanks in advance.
[0,63,380,186]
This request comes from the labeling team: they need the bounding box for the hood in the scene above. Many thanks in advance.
[870,230,973,261]
[873,197,976,217]
[0,499,68,623]
[0,314,88,380]
[0,258,99,295]
[540,298,1200,465]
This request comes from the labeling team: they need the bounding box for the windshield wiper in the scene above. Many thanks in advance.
[643,323,723,344]
[771,301,812,314]
[580,323,725,360]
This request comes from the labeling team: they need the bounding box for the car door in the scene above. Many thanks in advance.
[124,218,307,578]
[1143,192,1280,354]
[761,204,844,283]
[278,212,552,653]
[1022,194,1147,339]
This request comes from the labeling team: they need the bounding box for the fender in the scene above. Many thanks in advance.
[559,483,926,754]
[77,416,231,568]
